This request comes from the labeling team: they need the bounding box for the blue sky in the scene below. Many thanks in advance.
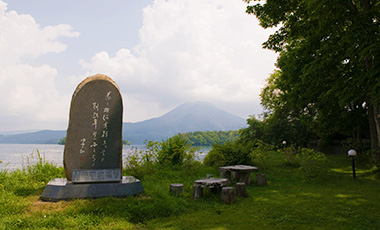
[0,0,278,133]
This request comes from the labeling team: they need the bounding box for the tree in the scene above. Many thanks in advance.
[239,116,265,145]
[244,0,380,161]
[260,71,317,147]
[176,131,240,146]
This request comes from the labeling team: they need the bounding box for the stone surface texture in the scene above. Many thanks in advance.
[170,184,183,196]
[40,75,144,201]
[221,187,235,204]
[219,165,259,185]
[64,75,123,181]
[40,176,144,201]
[236,182,248,197]
[193,183,203,200]
[256,174,267,186]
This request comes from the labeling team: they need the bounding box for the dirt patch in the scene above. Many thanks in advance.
[26,196,71,215]
[136,194,152,200]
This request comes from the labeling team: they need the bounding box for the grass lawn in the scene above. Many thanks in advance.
[1,151,380,229]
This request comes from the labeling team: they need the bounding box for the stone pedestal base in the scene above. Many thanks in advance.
[236,182,247,197]
[256,174,267,186]
[40,176,144,202]
[170,184,183,196]
[193,184,203,200]
[221,187,235,204]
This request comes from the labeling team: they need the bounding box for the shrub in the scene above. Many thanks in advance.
[249,140,274,171]
[203,141,251,167]
[157,135,197,166]
[124,141,159,179]
[203,148,226,168]
[282,145,299,166]
[125,136,198,178]
[356,149,377,168]
[342,138,374,167]
[296,148,326,178]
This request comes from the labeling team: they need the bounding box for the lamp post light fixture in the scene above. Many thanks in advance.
[348,149,357,178]
[282,141,287,151]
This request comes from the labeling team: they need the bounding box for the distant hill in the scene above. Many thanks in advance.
[123,102,247,144]
[0,130,66,144]
[0,102,247,144]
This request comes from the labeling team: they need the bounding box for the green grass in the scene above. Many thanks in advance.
[147,154,380,230]
[1,151,380,229]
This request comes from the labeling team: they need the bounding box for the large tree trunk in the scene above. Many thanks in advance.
[373,104,380,162]
[368,104,380,162]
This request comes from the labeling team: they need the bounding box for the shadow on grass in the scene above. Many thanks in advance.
[329,165,380,180]
[13,187,44,197]
[66,194,187,224]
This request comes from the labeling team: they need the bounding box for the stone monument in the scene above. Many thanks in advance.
[40,74,144,201]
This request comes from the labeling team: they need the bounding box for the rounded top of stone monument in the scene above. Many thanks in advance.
[73,74,120,99]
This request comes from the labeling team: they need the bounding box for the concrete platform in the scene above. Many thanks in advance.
[40,176,144,202]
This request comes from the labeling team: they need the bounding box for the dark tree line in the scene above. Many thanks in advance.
[176,130,240,146]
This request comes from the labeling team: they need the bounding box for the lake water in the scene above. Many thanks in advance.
[0,144,210,171]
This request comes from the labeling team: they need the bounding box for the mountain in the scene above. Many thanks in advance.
[0,130,41,135]
[0,130,66,144]
[0,102,247,144]
[123,102,247,144]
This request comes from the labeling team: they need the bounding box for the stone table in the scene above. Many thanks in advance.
[193,178,229,199]
[219,165,259,185]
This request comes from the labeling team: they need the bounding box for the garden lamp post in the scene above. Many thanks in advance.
[282,141,287,151]
[348,149,357,178]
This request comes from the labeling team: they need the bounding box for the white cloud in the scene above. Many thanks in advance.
[0,0,78,131]
[0,0,278,132]
[79,0,278,122]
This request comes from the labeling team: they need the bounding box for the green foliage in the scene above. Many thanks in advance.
[249,140,274,171]
[239,113,313,148]
[203,141,251,167]
[258,71,318,147]
[342,138,376,167]
[0,150,64,210]
[356,149,378,168]
[0,150,63,199]
[239,116,265,144]
[282,145,299,166]
[157,135,197,166]
[124,141,159,179]
[122,140,131,145]
[245,0,380,158]
[21,150,63,183]
[177,130,240,146]
[57,137,66,145]
[260,70,283,115]
[202,148,225,168]
[125,137,198,178]
[208,116,281,170]
[265,104,316,147]
[296,148,327,178]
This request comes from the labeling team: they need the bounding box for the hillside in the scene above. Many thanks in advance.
[123,102,247,144]
[0,102,247,144]
[0,130,66,144]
